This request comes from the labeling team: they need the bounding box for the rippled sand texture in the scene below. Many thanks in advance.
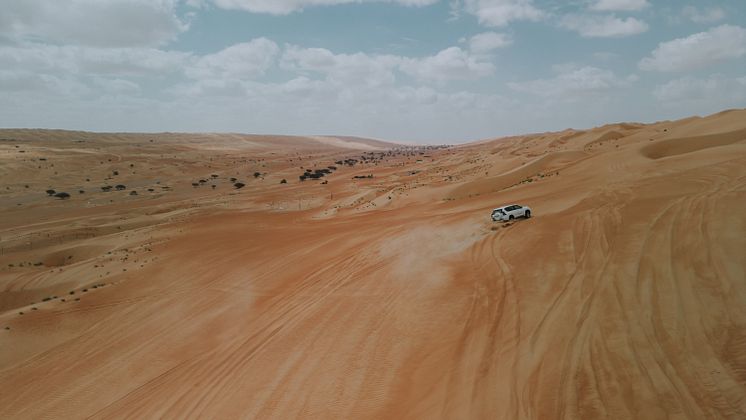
[1,110,745,419]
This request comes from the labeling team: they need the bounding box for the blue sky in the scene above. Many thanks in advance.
[1,0,745,142]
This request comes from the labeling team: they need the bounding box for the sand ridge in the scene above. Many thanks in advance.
[1,109,745,418]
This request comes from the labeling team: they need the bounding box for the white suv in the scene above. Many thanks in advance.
[491,204,532,221]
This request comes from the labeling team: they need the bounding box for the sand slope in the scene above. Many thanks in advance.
[1,110,745,419]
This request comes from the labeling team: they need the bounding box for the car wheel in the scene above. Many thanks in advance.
[525,210,531,218]
[509,215,514,220]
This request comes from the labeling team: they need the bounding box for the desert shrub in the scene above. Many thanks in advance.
[211,174,218,178]
[230,177,237,182]
[234,182,245,189]
[115,184,126,190]
[192,182,199,187]
[253,172,261,178]
[79,190,85,194]
[54,192,71,199]
[113,171,119,175]
[129,191,137,196]
[101,185,112,192]
[46,189,56,196]
[280,179,287,184]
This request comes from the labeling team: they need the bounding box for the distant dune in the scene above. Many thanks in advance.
[1,109,745,419]
[0,129,399,150]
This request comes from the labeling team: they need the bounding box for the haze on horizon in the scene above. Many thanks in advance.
[1,0,745,142]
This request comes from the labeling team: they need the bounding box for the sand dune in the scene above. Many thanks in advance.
[447,150,589,199]
[640,128,746,159]
[1,110,745,419]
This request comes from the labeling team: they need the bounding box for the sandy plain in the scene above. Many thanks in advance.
[0,109,745,419]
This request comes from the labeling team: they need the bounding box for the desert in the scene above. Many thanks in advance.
[1,109,745,418]
[3,1,746,417]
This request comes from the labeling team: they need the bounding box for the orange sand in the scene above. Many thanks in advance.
[1,110,745,418]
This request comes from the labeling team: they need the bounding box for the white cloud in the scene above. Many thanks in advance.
[166,71,508,140]
[92,77,142,94]
[0,0,187,47]
[186,38,280,80]
[589,0,649,12]
[282,44,495,85]
[560,14,648,38]
[208,0,437,15]
[653,75,746,113]
[639,25,746,72]
[0,43,190,77]
[463,0,545,27]
[0,41,191,113]
[0,70,89,95]
[80,48,190,77]
[681,6,725,24]
[653,75,746,102]
[400,47,495,82]
[282,46,401,87]
[0,36,496,107]
[469,32,512,53]
[185,0,209,7]
[508,65,631,99]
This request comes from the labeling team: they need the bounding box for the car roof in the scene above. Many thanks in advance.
[492,205,516,211]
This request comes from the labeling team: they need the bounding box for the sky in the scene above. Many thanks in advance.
[1,0,745,143]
